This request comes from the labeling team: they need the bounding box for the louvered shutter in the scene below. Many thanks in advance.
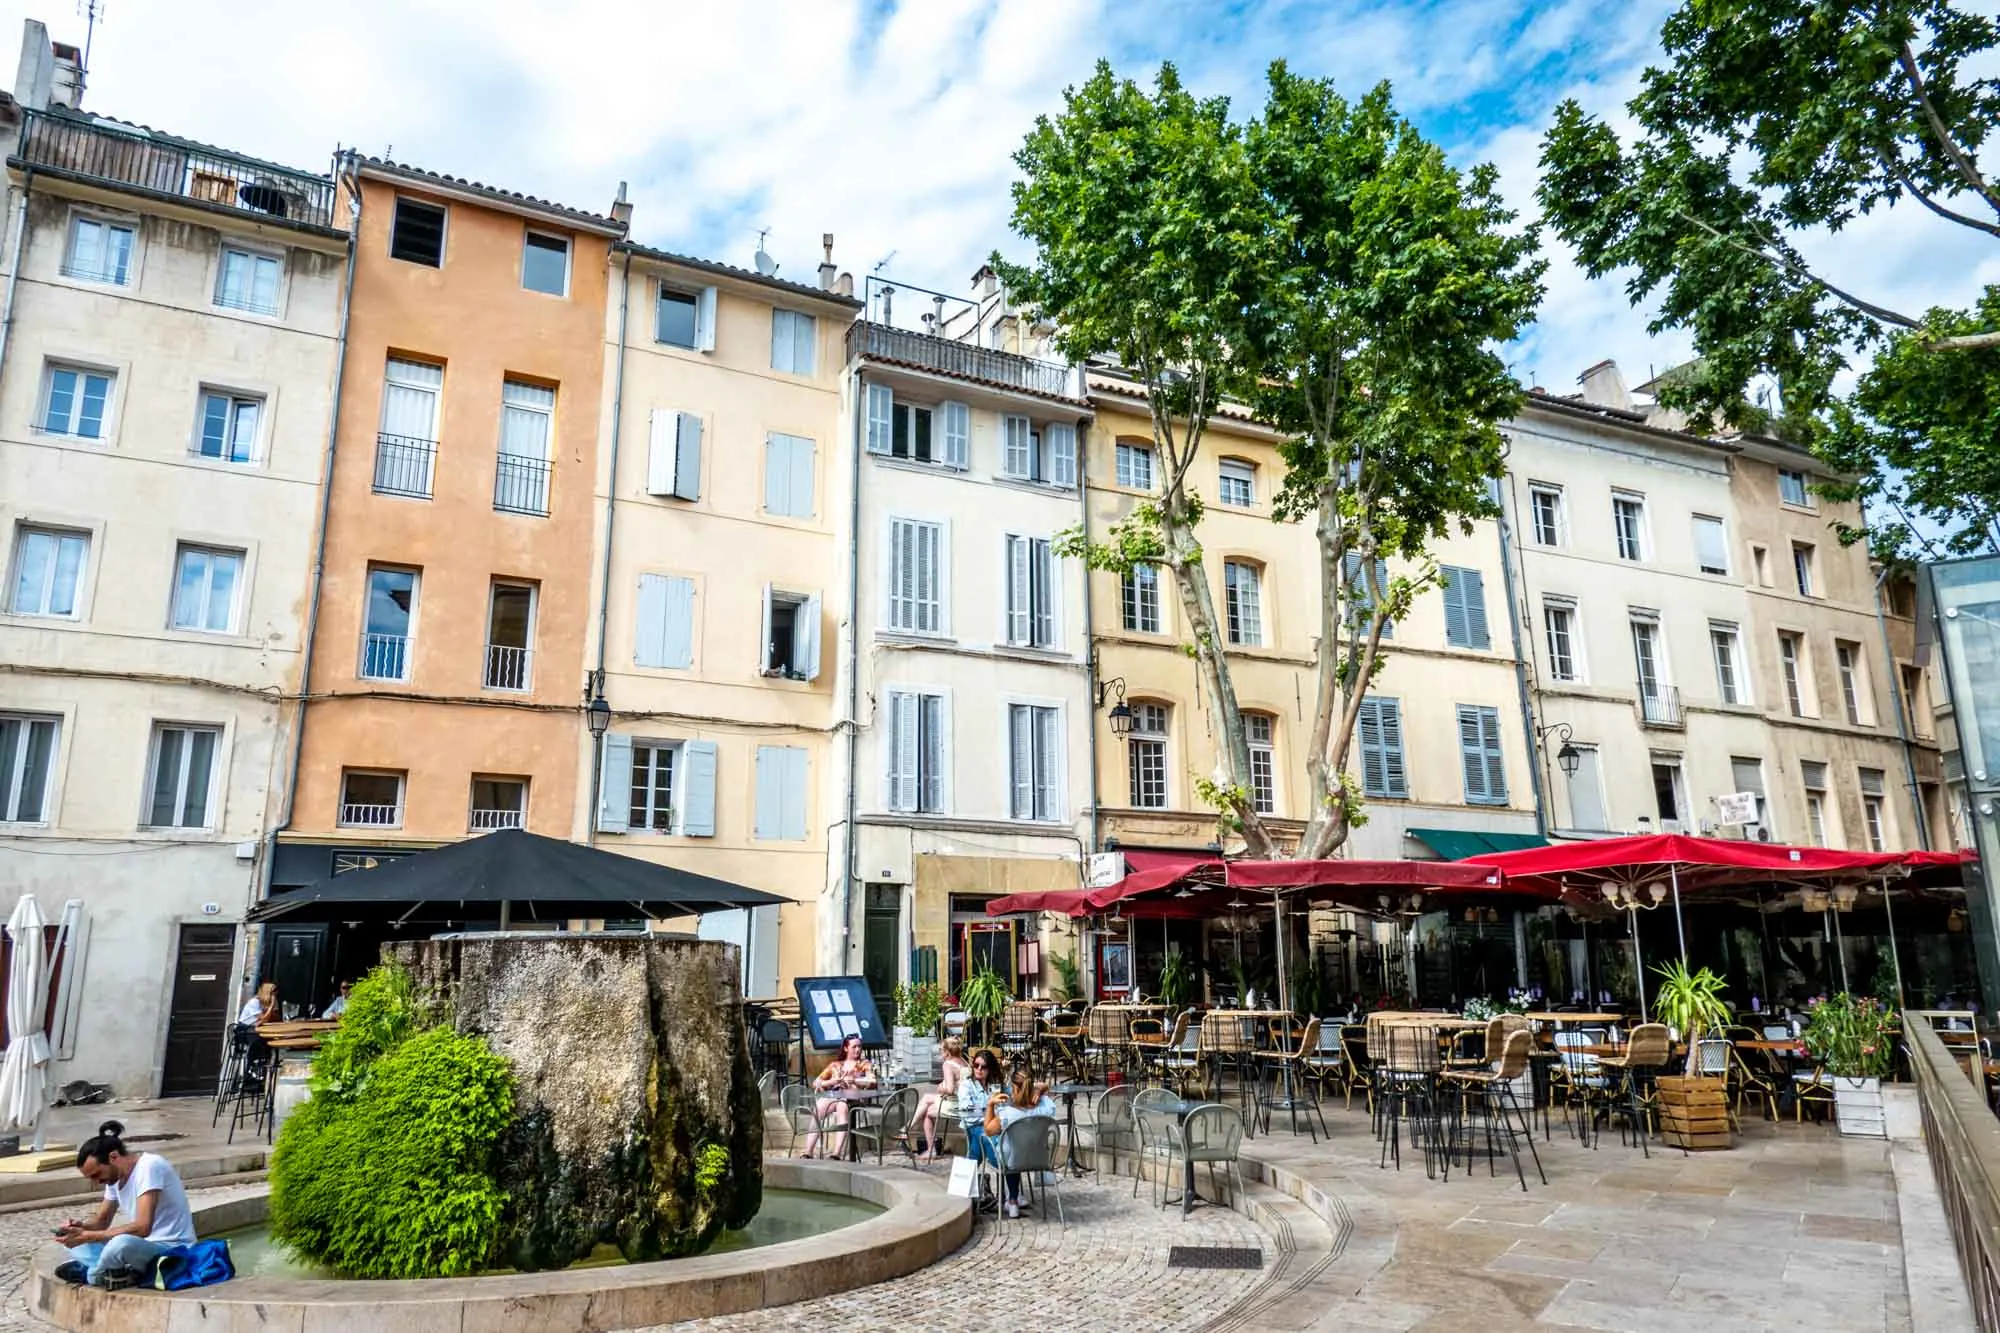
[940,401,969,469]
[918,522,940,632]
[1443,569,1469,647]
[1005,536,1031,644]
[681,740,718,836]
[920,693,946,813]
[1009,705,1034,819]
[1457,706,1488,803]
[1461,569,1490,649]
[796,592,822,681]
[888,694,917,811]
[866,384,893,455]
[1479,707,1507,801]
[1003,415,1031,478]
[597,733,633,831]
[1034,706,1060,819]
[646,409,678,496]
[1047,423,1077,488]
[1378,699,1407,797]
[1031,539,1055,648]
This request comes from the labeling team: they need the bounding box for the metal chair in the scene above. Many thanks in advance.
[212,1023,258,1126]
[1000,1003,1040,1072]
[780,1082,827,1157]
[1258,1017,1327,1141]
[1090,1085,1137,1177]
[1376,1022,1444,1176]
[982,1116,1064,1226]
[1172,1102,1246,1214]
[851,1086,922,1167]
[1691,1039,1737,1130]
[1598,1022,1672,1155]
[1794,1062,1837,1123]
[1132,1092,1182,1206]
[1339,1023,1373,1111]
[1157,1012,1204,1096]
[1440,1029,1545,1190]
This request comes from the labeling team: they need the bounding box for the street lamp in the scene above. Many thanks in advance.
[584,673,611,846]
[587,692,612,740]
[1537,720,1582,779]
[1097,675,1134,738]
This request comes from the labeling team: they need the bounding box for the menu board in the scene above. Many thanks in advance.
[792,975,886,1051]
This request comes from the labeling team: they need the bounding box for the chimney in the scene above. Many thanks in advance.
[835,271,853,298]
[47,39,80,109]
[1577,359,1633,412]
[972,264,998,298]
[818,233,838,292]
[14,20,53,112]
[609,180,633,227]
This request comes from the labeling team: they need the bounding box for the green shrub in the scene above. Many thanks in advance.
[310,964,418,1101]
[695,1142,730,1194]
[271,1024,515,1278]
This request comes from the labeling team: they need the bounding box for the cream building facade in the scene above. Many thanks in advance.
[0,31,346,1094]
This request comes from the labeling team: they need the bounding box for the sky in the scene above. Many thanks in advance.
[13,0,1997,398]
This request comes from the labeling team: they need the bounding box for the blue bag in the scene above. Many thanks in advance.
[151,1239,235,1290]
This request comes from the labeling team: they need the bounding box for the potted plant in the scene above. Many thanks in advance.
[1802,992,1898,1138]
[1051,951,1084,1003]
[959,966,1008,1049]
[891,981,943,1077]
[1158,947,1197,1009]
[1652,961,1733,1073]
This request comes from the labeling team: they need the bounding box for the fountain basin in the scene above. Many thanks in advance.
[34,1159,970,1332]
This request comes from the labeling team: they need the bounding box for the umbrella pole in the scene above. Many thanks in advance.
[1274,894,1290,1014]
[499,900,512,932]
[1629,907,1648,1022]
[1829,907,1850,992]
[1408,920,1419,1006]
[1880,875,1907,1008]
[1669,864,1688,961]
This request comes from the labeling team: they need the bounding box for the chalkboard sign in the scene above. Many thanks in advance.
[792,975,887,1051]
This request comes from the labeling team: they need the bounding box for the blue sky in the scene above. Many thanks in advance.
[29,0,1991,397]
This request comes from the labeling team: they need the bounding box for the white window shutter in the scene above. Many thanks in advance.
[754,746,783,838]
[646,409,678,496]
[941,401,969,469]
[1034,706,1060,819]
[763,436,790,516]
[888,694,917,811]
[759,583,775,672]
[695,286,717,352]
[659,575,695,669]
[922,693,947,813]
[1005,536,1031,644]
[789,438,815,518]
[1003,414,1031,478]
[635,574,669,666]
[673,412,702,501]
[597,732,633,831]
[681,740,718,836]
[1008,705,1033,819]
[867,385,894,455]
[1048,423,1077,488]
[796,591,822,681]
[1031,539,1055,648]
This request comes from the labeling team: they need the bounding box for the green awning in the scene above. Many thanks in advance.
[1406,828,1548,860]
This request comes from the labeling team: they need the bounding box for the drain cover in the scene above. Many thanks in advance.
[1167,1245,1263,1270]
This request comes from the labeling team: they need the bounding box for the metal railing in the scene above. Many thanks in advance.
[13,108,337,230]
[845,321,1080,400]
[1907,1018,2000,1329]
[494,454,550,516]
[373,434,436,499]
[338,803,401,828]
[359,632,410,681]
[1637,686,1683,728]
[483,644,531,691]
[469,807,524,832]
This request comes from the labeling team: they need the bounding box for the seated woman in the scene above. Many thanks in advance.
[236,981,277,1029]
[914,1036,969,1161]
[982,1067,1058,1218]
[800,1035,875,1159]
[959,1049,1004,1171]
[56,1121,196,1287]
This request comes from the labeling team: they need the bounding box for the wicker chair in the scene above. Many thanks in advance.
[1440,1029,1545,1190]
[1598,1022,1672,1155]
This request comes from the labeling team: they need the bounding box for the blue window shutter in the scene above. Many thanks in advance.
[597,733,633,832]
[681,740,718,836]
[1379,699,1408,797]
[1458,705,1487,803]
[1357,698,1385,797]
[1479,707,1506,802]
[754,747,780,838]
[635,574,668,666]
[755,745,807,839]
[658,575,695,669]
[789,437,815,518]
[673,412,702,501]
[1463,569,1490,650]
[1443,568,1469,647]
[783,747,809,839]
[763,435,790,515]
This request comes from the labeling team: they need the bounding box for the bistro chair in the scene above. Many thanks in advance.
[1090,1085,1137,1178]
[1040,1010,1086,1082]
[1000,1003,1040,1071]
[1200,1013,1258,1118]
[1173,1102,1246,1214]
[212,1024,261,1126]
[850,1086,922,1167]
[1598,1022,1672,1155]
[1553,1026,1613,1148]
[1084,1005,1127,1078]
[1258,1017,1327,1141]
[1157,1012,1204,1096]
[780,1082,828,1158]
[1440,1029,1545,1190]
[1376,1022,1444,1177]
[1304,1023,1347,1111]
[1794,1060,1837,1124]
[1129,1015,1169,1077]
[1132,1089,1183,1207]
[1339,1023,1374,1111]
[1728,1042,1781,1122]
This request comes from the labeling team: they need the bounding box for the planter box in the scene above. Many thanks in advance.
[1833,1076,1887,1139]
[1656,1075,1732,1150]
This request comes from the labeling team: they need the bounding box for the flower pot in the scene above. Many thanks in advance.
[1656,1075,1732,1150]
[1833,1076,1887,1139]
[908,1035,938,1080]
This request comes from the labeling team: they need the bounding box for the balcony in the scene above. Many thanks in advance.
[12,108,337,232]
[1637,686,1684,729]
[483,644,531,691]
[845,321,1081,401]
[338,803,400,828]
[373,433,437,499]
[494,454,550,516]
[469,807,525,832]
[359,633,410,681]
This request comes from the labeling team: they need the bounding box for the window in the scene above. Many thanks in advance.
[764,433,816,518]
[1567,746,1610,831]
[886,691,947,814]
[1529,484,1565,547]
[360,566,418,680]
[1710,622,1745,705]
[1246,713,1276,814]
[1218,459,1256,507]
[144,724,218,829]
[602,736,717,836]
[469,777,527,831]
[1901,664,1931,737]
[634,572,696,669]
[496,380,555,516]
[1119,563,1163,636]
[484,581,535,691]
[1005,536,1057,649]
[1356,697,1407,799]
[1115,442,1154,490]
[63,215,134,284]
[1651,758,1687,828]
[1344,552,1393,638]
[865,387,969,469]
[1779,631,1808,717]
[1729,756,1770,834]
[1543,600,1580,682]
[752,740,808,836]
[215,248,281,314]
[389,198,446,266]
[1750,544,1772,587]
[1792,542,1816,596]
[646,408,703,502]
[0,715,58,823]
[1692,515,1729,576]
[170,545,243,634]
[1801,760,1831,847]
[1836,640,1868,724]
[1612,492,1647,561]
[762,586,822,680]
[657,287,698,347]
[1127,702,1169,809]
[521,232,569,296]
[338,770,404,828]
[1224,560,1263,647]
[1456,704,1507,805]
[9,527,87,617]
[1006,706,1061,822]
[1001,416,1077,487]
[629,742,679,832]
[888,519,944,634]
[375,358,442,498]
[770,309,816,375]
[1778,468,1811,507]
[1859,768,1888,851]
[1441,566,1491,650]
[1630,614,1669,715]
[195,391,261,463]
[40,364,112,438]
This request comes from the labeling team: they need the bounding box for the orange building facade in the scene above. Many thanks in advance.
[269,159,620,981]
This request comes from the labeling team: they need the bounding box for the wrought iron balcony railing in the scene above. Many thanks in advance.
[845,321,1081,400]
[1637,686,1684,728]
[494,454,550,516]
[372,433,436,499]
[13,108,337,231]
[338,802,400,828]
[469,807,525,832]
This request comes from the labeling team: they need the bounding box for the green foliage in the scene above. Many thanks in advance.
[694,1142,730,1194]
[1652,961,1734,1050]
[891,980,943,1036]
[1537,0,2000,559]
[310,963,418,1101]
[1050,951,1083,1003]
[271,1023,515,1279]
[1802,992,1899,1080]
[1289,951,1327,1017]
[959,966,1009,1047]
[1157,947,1198,1008]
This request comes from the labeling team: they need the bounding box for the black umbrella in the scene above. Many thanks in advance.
[248,829,786,924]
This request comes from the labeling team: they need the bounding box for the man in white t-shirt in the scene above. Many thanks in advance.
[56,1121,196,1286]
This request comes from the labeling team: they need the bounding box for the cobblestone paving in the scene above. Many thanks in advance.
[670,1172,1288,1333]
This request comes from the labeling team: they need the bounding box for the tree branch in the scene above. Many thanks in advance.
[1676,210,1922,331]
[1926,329,2000,351]
[1887,161,2000,238]
[1898,40,2000,220]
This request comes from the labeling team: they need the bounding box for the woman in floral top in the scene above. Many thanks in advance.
[801,1035,875,1158]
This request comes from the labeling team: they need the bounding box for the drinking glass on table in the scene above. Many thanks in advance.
[282,1003,300,1021]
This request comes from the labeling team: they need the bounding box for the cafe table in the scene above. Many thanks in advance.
[816,1087,892,1161]
[1521,1012,1625,1025]
[1140,1096,1211,1217]
[1049,1082,1104,1176]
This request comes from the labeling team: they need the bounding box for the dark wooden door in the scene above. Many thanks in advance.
[262,924,328,1016]
[861,884,901,1027]
[159,924,235,1097]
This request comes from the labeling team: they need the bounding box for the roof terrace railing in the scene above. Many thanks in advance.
[846,320,1080,401]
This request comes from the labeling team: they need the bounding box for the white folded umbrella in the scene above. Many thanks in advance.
[0,894,51,1134]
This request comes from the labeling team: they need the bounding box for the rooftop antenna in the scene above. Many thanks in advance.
[754,228,778,277]
[78,0,103,101]
[872,250,897,274]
